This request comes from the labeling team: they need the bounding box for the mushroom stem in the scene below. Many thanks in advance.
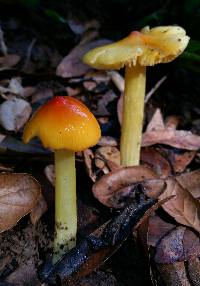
[120,65,146,166]
[53,149,77,263]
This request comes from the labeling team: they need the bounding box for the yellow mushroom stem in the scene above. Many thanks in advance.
[53,149,77,263]
[120,65,146,166]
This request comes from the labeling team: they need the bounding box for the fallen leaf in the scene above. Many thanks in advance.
[162,148,196,173]
[146,108,165,132]
[148,214,175,247]
[0,173,41,232]
[142,129,200,150]
[56,39,111,78]
[176,169,200,199]
[108,71,124,93]
[83,149,96,182]
[92,166,157,208]
[30,194,48,225]
[31,87,53,104]
[155,226,200,263]
[141,147,172,178]
[39,199,156,284]
[159,178,200,232]
[157,262,191,286]
[95,146,120,174]
[0,98,32,131]
[165,115,180,130]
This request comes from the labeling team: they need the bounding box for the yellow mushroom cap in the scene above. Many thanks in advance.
[83,26,190,69]
[23,96,101,151]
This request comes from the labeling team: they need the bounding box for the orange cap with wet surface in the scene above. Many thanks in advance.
[23,96,101,151]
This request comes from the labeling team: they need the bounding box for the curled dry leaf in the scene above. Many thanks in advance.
[188,258,200,286]
[159,178,200,233]
[0,98,32,131]
[95,146,120,174]
[92,166,157,208]
[155,226,200,263]
[0,173,41,232]
[141,147,172,178]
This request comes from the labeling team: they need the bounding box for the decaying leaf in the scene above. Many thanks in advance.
[92,166,157,208]
[117,93,123,125]
[155,226,200,263]
[0,98,32,131]
[30,194,48,225]
[146,108,165,132]
[188,258,200,286]
[0,173,41,232]
[94,90,117,116]
[39,199,156,284]
[159,178,200,233]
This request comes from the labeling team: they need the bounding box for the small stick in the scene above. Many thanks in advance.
[145,75,167,104]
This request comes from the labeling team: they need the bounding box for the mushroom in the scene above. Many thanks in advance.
[23,96,101,262]
[83,26,189,166]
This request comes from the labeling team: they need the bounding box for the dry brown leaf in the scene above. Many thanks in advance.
[165,115,180,130]
[0,97,32,131]
[162,148,196,173]
[30,194,48,225]
[176,169,200,199]
[146,108,165,132]
[56,39,111,78]
[92,166,157,208]
[94,90,117,116]
[141,147,172,178]
[148,214,175,247]
[142,129,200,150]
[159,178,200,232]
[31,87,53,103]
[95,146,120,174]
[0,173,41,232]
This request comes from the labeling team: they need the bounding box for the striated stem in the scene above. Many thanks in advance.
[120,65,146,166]
[53,149,77,263]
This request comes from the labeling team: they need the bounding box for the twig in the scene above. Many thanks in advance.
[145,75,167,104]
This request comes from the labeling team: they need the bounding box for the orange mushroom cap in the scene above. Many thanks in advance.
[23,96,101,151]
[83,26,190,69]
